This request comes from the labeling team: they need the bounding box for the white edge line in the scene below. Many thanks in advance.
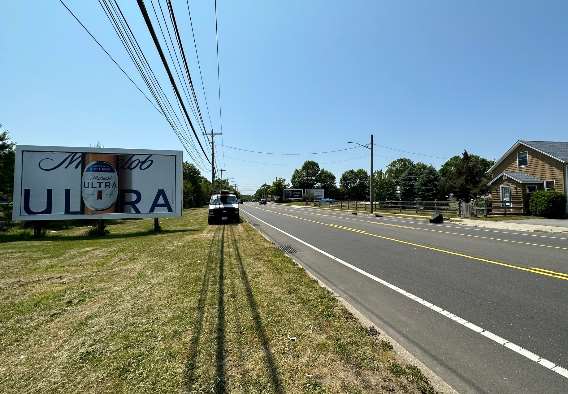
[243,208,566,381]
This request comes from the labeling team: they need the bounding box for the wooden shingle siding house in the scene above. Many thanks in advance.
[487,140,568,214]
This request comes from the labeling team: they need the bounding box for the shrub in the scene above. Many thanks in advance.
[0,202,13,231]
[529,191,567,218]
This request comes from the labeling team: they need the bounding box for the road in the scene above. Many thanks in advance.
[241,202,568,393]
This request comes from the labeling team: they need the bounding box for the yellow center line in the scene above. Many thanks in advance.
[529,267,568,279]
[278,206,568,251]
[257,207,568,282]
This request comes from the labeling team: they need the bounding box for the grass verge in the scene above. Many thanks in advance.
[0,208,435,393]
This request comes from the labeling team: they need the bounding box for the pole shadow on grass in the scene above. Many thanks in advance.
[215,226,227,393]
[229,225,284,394]
[183,226,221,391]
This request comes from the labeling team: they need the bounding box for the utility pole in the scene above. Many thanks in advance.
[370,133,374,213]
[347,133,375,213]
[205,129,222,185]
[219,169,226,194]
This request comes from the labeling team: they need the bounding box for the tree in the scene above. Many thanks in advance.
[270,177,288,201]
[316,169,337,198]
[183,163,211,208]
[373,170,396,201]
[383,159,442,201]
[414,164,441,200]
[385,158,414,181]
[254,184,271,200]
[439,151,494,200]
[384,158,416,200]
[291,160,320,189]
[340,169,369,200]
[0,130,15,200]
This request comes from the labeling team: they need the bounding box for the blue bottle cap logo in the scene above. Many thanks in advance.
[82,161,118,211]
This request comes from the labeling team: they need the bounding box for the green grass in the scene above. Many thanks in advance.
[0,209,434,393]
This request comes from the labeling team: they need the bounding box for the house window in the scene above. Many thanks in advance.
[517,151,528,167]
[526,185,537,193]
[544,180,555,191]
[500,185,512,207]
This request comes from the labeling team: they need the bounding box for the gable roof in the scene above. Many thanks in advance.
[487,140,568,174]
[521,141,568,162]
[488,171,543,186]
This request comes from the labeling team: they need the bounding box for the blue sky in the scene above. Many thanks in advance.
[2,1,568,194]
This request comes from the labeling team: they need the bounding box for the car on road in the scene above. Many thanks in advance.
[208,191,239,224]
[259,198,267,205]
[319,198,336,204]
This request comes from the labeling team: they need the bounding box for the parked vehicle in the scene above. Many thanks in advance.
[259,198,267,205]
[208,191,239,224]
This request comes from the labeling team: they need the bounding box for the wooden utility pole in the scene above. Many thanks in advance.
[370,133,374,213]
[219,169,226,194]
[206,129,222,185]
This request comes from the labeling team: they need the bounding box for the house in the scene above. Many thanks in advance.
[487,140,568,214]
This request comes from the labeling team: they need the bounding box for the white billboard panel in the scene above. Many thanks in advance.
[283,189,303,200]
[12,146,183,221]
[305,188,325,200]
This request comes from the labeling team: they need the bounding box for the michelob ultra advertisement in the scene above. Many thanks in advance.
[12,146,183,220]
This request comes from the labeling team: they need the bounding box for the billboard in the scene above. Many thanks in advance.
[12,146,183,221]
[305,188,325,200]
[283,189,303,200]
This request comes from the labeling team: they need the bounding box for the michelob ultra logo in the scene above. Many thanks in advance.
[14,146,182,220]
[82,160,118,211]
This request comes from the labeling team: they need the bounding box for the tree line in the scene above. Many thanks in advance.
[255,151,494,202]
[183,163,241,207]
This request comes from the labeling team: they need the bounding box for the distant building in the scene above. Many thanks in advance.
[487,140,568,214]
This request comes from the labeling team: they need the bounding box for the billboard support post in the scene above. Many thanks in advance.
[95,220,106,236]
[33,222,44,238]
[154,217,161,233]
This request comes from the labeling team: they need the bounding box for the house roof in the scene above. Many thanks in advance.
[488,171,544,186]
[521,141,568,162]
[487,140,568,174]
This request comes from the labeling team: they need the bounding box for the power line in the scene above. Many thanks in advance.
[59,0,161,116]
[186,0,213,132]
[103,0,207,171]
[63,0,209,172]
[137,0,211,163]
[165,0,208,136]
[150,0,204,135]
[100,0,209,171]
[375,144,448,160]
[214,0,225,168]
[222,142,449,161]
[221,144,361,156]
[223,152,369,167]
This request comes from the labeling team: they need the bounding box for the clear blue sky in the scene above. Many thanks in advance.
[2,1,568,194]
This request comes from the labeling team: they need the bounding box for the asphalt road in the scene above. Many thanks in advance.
[241,202,568,393]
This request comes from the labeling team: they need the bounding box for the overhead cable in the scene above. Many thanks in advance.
[137,0,211,163]
[101,0,209,171]
[221,144,361,156]
[59,0,161,116]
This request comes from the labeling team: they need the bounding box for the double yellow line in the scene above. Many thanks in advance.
[264,208,568,282]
